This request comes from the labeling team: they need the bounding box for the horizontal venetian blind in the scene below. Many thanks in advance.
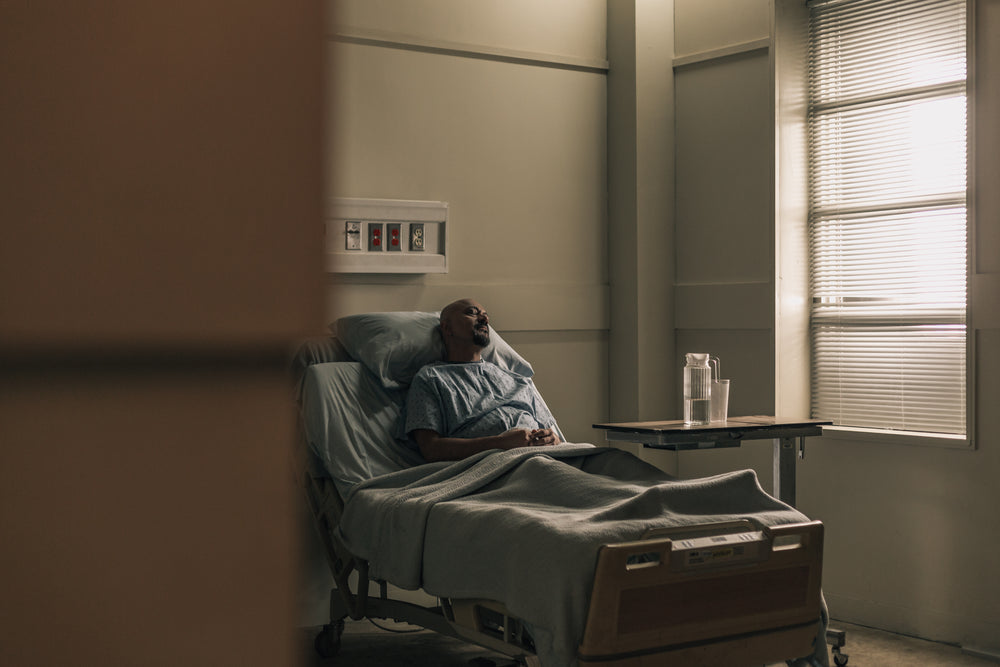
[807,0,968,435]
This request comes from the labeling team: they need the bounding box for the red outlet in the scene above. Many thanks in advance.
[387,223,402,252]
[367,223,384,251]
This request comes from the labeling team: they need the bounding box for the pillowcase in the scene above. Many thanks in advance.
[333,311,533,389]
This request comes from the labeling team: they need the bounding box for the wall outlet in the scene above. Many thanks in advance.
[368,222,384,251]
[386,223,402,251]
[328,198,447,273]
[345,221,362,250]
[410,223,425,251]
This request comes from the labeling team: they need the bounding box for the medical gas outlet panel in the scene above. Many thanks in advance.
[326,198,447,274]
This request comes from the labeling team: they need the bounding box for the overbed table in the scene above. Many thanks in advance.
[592,416,831,507]
[593,415,845,663]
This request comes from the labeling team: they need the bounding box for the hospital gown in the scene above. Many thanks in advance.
[404,360,557,443]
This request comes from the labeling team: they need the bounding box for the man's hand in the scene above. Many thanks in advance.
[497,429,534,449]
[529,428,560,447]
[497,428,559,449]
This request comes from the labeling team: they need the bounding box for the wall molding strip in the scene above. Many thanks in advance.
[327,282,610,333]
[673,37,771,69]
[331,26,610,74]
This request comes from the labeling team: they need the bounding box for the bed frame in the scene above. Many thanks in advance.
[301,458,824,666]
[294,344,827,666]
[302,463,543,664]
[578,521,823,665]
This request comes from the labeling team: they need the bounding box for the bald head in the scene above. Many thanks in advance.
[439,298,490,361]
[440,299,469,325]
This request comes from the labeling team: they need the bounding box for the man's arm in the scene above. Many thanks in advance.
[411,428,558,463]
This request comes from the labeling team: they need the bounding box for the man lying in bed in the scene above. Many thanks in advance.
[405,298,562,462]
[338,300,829,667]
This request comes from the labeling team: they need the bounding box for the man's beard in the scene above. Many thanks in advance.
[473,328,490,347]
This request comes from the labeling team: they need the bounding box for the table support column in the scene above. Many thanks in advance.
[773,436,797,506]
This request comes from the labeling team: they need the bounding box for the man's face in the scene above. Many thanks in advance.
[443,300,490,348]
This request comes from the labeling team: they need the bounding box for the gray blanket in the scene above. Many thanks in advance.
[337,444,827,667]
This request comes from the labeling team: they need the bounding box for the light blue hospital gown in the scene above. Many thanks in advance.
[404,360,557,444]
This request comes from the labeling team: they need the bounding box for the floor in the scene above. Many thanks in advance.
[300,618,999,666]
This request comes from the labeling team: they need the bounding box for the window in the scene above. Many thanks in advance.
[806,0,968,436]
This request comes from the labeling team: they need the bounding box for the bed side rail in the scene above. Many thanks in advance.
[301,464,541,663]
[578,520,824,666]
[300,463,374,621]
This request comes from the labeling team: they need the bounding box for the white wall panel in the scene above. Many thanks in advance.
[323,1,609,451]
[675,51,772,286]
[674,0,769,58]
[327,43,607,291]
[675,282,772,330]
[324,283,609,333]
[331,0,606,63]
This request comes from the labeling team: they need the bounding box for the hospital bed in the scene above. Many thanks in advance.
[293,311,829,666]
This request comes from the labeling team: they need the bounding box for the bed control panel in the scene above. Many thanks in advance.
[638,520,772,572]
[670,529,767,571]
[327,198,447,273]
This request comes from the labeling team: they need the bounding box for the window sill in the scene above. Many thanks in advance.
[821,425,972,450]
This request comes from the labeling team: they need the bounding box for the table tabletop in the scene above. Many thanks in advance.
[592,416,831,448]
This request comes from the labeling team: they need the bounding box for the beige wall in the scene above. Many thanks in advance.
[604,0,677,475]
[678,0,1000,655]
[325,0,610,444]
[673,0,778,482]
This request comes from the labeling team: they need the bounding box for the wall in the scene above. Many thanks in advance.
[0,2,324,665]
[325,0,610,446]
[672,0,780,483]
[606,0,677,472]
[677,0,1000,655]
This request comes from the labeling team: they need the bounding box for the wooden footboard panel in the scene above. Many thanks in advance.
[578,521,824,666]
[578,623,817,666]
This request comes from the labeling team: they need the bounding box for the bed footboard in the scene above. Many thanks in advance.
[578,520,824,666]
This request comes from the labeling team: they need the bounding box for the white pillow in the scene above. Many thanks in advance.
[333,311,534,389]
[300,361,424,495]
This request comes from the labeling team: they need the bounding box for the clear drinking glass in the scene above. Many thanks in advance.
[711,379,730,422]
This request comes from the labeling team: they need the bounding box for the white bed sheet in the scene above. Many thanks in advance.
[301,362,424,496]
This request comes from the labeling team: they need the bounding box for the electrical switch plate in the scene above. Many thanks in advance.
[386,223,401,251]
[368,222,384,251]
[327,198,447,273]
[409,223,425,251]
[345,221,362,250]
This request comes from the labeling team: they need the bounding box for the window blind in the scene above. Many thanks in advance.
[807,0,968,435]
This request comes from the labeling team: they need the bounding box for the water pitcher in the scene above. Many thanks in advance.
[683,353,712,426]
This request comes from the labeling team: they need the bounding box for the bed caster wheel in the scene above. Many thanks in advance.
[832,648,849,666]
[314,620,344,659]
